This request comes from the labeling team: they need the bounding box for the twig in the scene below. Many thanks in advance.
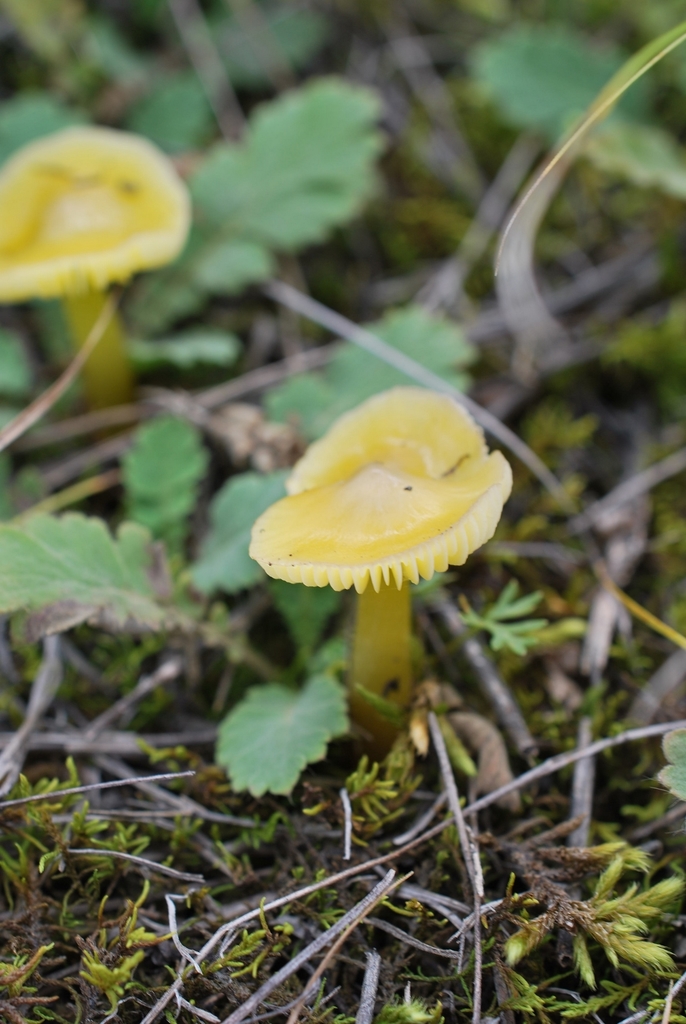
[93,755,257,827]
[432,600,537,759]
[68,848,204,882]
[219,871,399,1024]
[340,787,353,860]
[263,279,573,512]
[0,292,118,454]
[428,712,482,1024]
[0,770,195,810]
[0,727,216,757]
[167,0,245,139]
[418,133,539,313]
[0,636,62,795]
[366,917,460,959]
[356,951,381,1024]
[570,446,686,534]
[662,968,686,1024]
[629,649,686,724]
[486,541,585,566]
[392,791,447,846]
[0,615,19,684]
[566,717,595,849]
[83,658,183,740]
[15,468,121,521]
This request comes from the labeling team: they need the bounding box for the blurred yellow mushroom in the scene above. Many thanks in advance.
[0,125,190,409]
[250,386,513,756]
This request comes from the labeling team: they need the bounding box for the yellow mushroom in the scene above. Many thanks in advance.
[250,386,513,756]
[0,126,190,409]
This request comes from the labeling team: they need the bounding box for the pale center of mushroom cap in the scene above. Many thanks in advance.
[40,186,129,243]
[251,454,508,567]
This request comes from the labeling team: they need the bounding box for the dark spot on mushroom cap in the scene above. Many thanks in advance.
[404,485,412,491]
[383,678,399,697]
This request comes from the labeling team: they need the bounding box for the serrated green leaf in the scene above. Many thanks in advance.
[471,24,649,141]
[585,120,686,199]
[129,329,241,370]
[266,305,474,439]
[270,579,341,652]
[191,471,288,595]
[0,93,86,166]
[217,674,348,795]
[0,329,31,398]
[126,71,215,153]
[211,6,330,89]
[122,417,208,549]
[659,729,686,801]
[0,513,171,639]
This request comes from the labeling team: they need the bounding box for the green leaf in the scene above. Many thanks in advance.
[128,78,382,331]
[0,513,171,639]
[354,685,406,729]
[471,24,649,141]
[266,305,475,439]
[129,329,241,370]
[659,729,686,801]
[0,329,31,398]
[84,15,149,84]
[191,471,288,595]
[0,93,86,166]
[126,71,215,153]
[122,417,208,549]
[585,121,686,200]
[211,6,330,89]
[217,674,349,795]
[270,580,341,652]
[461,582,548,655]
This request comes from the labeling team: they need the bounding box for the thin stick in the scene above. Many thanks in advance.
[392,791,447,846]
[0,770,195,810]
[595,562,686,651]
[83,658,183,741]
[263,279,573,512]
[15,468,121,521]
[219,871,399,1024]
[68,848,204,882]
[0,292,118,455]
[356,951,381,1024]
[432,599,537,759]
[570,446,686,534]
[366,917,460,959]
[167,0,245,139]
[428,712,482,1024]
[340,787,353,861]
[0,636,62,795]
[662,969,686,1024]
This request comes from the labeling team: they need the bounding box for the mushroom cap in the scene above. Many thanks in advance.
[0,126,190,301]
[250,386,512,593]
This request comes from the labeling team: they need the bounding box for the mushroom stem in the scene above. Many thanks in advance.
[62,289,134,410]
[349,580,413,758]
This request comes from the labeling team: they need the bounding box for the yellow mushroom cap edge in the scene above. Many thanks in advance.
[0,125,191,301]
[250,387,513,593]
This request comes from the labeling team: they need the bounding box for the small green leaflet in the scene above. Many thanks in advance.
[0,329,31,398]
[0,513,172,640]
[270,580,341,652]
[460,580,548,655]
[191,470,288,595]
[217,674,349,796]
[659,729,686,802]
[471,24,649,142]
[128,78,382,334]
[122,417,208,550]
[585,121,686,201]
[211,6,330,89]
[266,306,475,440]
[126,71,215,154]
[129,329,241,370]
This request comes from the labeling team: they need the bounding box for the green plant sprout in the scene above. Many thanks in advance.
[0,125,189,409]
[459,580,548,655]
[250,387,512,757]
